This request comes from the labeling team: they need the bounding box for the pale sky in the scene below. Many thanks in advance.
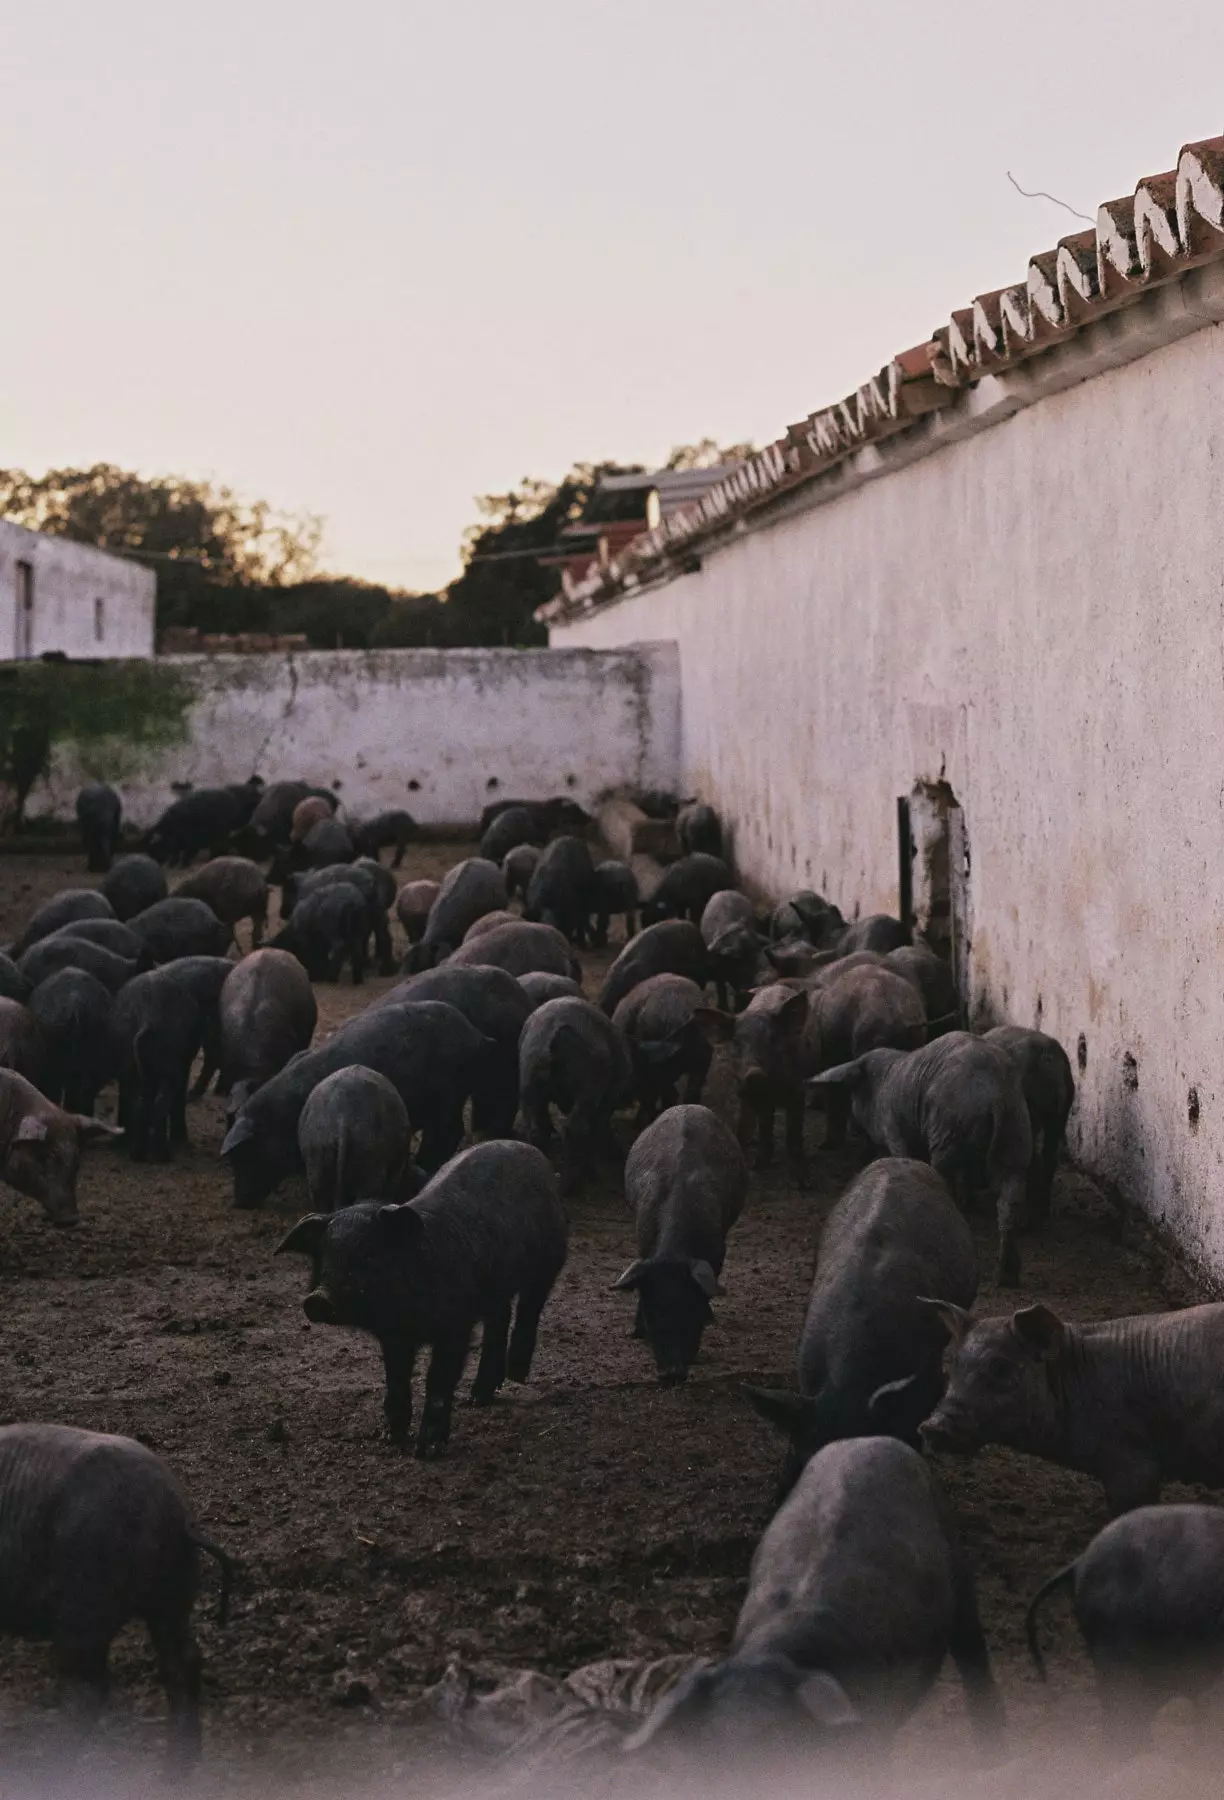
[5,2,1224,592]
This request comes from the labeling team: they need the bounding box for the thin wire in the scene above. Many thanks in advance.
[1006,171,1094,226]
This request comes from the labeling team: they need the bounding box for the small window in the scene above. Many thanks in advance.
[94,596,105,642]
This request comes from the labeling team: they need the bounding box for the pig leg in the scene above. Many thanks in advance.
[418,1103,464,1174]
[993,1175,1025,1288]
[417,1330,471,1458]
[373,914,396,977]
[754,1103,776,1169]
[379,1333,418,1446]
[250,899,267,949]
[625,911,637,940]
[684,1040,712,1105]
[149,1614,203,1773]
[735,1094,756,1156]
[947,1574,1004,1754]
[784,1095,807,1181]
[522,1085,555,1151]
[471,1302,512,1403]
[54,1627,111,1748]
[592,912,610,949]
[507,1270,561,1382]
[821,1086,851,1150]
[631,1297,647,1340]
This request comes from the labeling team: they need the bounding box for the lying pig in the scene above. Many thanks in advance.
[598,921,709,1016]
[626,1436,1000,1756]
[278,1141,568,1455]
[697,985,809,1172]
[809,1033,1032,1286]
[298,1066,411,1210]
[921,1298,1224,1512]
[613,974,712,1122]
[396,879,440,945]
[519,996,632,1191]
[744,1160,978,1495]
[0,1422,232,1771]
[216,947,318,1110]
[615,1104,747,1384]
[983,1025,1074,1220]
[1026,1504,1224,1750]
[0,1068,121,1224]
[406,858,506,970]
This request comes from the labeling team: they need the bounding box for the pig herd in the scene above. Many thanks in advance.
[0,777,1222,1776]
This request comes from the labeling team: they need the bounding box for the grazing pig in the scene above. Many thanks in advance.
[525,835,598,944]
[110,968,213,1158]
[0,954,31,1004]
[221,1000,487,1206]
[289,794,334,844]
[770,891,844,946]
[0,1069,121,1224]
[700,890,764,1009]
[298,1067,411,1210]
[839,914,909,953]
[149,956,237,1100]
[614,1104,747,1384]
[479,795,591,838]
[272,882,368,983]
[0,998,48,1088]
[75,781,122,871]
[396,878,440,945]
[480,804,542,865]
[626,1437,1000,1755]
[288,861,395,971]
[19,934,141,995]
[445,919,579,981]
[641,853,734,927]
[351,808,418,867]
[464,909,520,941]
[175,856,269,946]
[300,815,355,868]
[519,996,632,1190]
[803,964,927,1149]
[518,971,583,1009]
[278,1141,568,1455]
[921,1299,1224,1512]
[0,1423,232,1770]
[676,801,722,858]
[598,920,710,1016]
[407,858,507,970]
[28,970,114,1114]
[887,944,959,1028]
[502,843,540,902]
[1026,1505,1224,1750]
[250,780,335,846]
[143,781,262,866]
[744,1160,978,1495]
[129,897,232,963]
[590,859,639,947]
[984,1025,1074,1219]
[9,889,114,958]
[374,963,530,1136]
[44,918,147,963]
[216,947,317,1110]
[697,985,810,1171]
[613,975,713,1122]
[810,1033,1032,1285]
[100,852,168,921]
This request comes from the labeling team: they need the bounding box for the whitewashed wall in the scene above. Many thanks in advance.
[553,319,1224,1281]
[30,644,680,830]
[0,522,156,659]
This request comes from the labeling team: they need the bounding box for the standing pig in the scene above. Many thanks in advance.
[0,1069,121,1224]
[289,860,395,972]
[110,968,214,1159]
[480,804,542,865]
[351,808,418,867]
[289,795,335,844]
[0,1422,232,1771]
[886,944,960,1029]
[519,971,583,1009]
[701,889,765,1009]
[613,974,713,1122]
[626,1437,1000,1756]
[598,920,709,1015]
[920,1299,1224,1512]
[1026,1504,1224,1751]
[590,860,639,947]
[697,985,810,1172]
[300,815,355,868]
[676,802,722,858]
[524,836,598,944]
[770,891,844,946]
[444,920,579,981]
[143,781,262,867]
[519,996,632,1190]
[128,897,232,963]
[744,1160,978,1495]
[298,1067,411,1209]
[803,963,928,1149]
[375,963,530,1136]
[100,853,168,921]
[984,1025,1075,1219]
[407,859,506,970]
[175,856,269,947]
[839,914,909,953]
[272,882,369,983]
[396,879,440,946]
[250,780,335,847]
[502,843,540,903]
[75,782,122,871]
[216,947,317,1110]
[0,998,48,1089]
[614,1104,748,1384]
[277,1141,568,1455]
[810,1033,1032,1285]
[28,970,114,1115]
[641,853,734,927]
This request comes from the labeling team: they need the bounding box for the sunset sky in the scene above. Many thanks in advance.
[6,1,1223,591]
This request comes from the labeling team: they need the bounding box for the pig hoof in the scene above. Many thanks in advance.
[469,1386,499,1407]
[415,1437,448,1460]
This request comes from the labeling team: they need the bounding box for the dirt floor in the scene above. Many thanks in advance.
[0,843,1211,1794]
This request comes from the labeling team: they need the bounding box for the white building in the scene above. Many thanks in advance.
[545,132,1224,1284]
[0,520,156,661]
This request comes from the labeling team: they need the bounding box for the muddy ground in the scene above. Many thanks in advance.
[0,844,1209,1793]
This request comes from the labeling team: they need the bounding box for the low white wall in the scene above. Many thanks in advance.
[29,644,680,830]
[0,522,156,660]
[553,317,1224,1281]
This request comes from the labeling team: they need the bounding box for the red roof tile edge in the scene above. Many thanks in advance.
[539,135,1224,624]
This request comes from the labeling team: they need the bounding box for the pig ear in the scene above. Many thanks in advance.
[220,1114,255,1157]
[72,1117,123,1142]
[917,1297,973,1343]
[778,989,810,1034]
[688,1259,721,1300]
[691,1007,735,1044]
[742,1384,816,1435]
[612,1259,647,1292]
[807,1057,866,1091]
[377,1204,424,1247]
[13,1115,49,1144]
[795,1671,860,1730]
[275,1215,328,1258]
[637,1039,681,1067]
[1011,1303,1065,1360]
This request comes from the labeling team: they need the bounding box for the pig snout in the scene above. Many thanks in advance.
[303,1288,338,1326]
[918,1406,977,1454]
